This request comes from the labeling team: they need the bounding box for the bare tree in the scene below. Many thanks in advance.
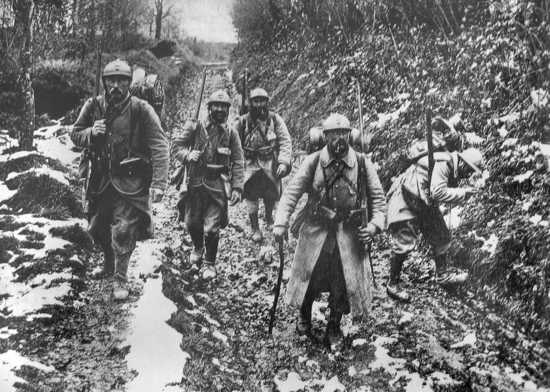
[154,0,174,40]
[13,0,35,150]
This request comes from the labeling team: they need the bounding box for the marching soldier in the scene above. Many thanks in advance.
[172,90,244,280]
[273,113,386,345]
[71,59,169,300]
[234,87,292,242]
[386,147,484,302]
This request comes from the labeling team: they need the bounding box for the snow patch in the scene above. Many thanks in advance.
[480,234,499,256]
[0,350,54,392]
[213,330,228,345]
[6,165,69,186]
[0,183,17,203]
[0,327,17,339]
[35,135,79,166]
[450,332,476,349]
[0,150,39,163]
[274,372,308,392]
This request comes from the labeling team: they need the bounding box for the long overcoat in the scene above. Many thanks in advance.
[386,152,469,227]
[233,111,292,198]
[274,147,386,315]
[71,94,169,238]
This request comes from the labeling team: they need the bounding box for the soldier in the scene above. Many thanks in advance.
[273,113,386,345]
[234,87,292,242]
[172,90,244,280]
[385,147,484,302]
[71,59,169,300]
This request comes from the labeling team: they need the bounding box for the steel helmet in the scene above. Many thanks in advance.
[322,113,351,132]
[250,87,269,101]
[207,90,231,106]
[103,59,132,79]
[458,147,484,173]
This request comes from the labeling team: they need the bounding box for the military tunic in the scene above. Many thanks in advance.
[233,111,292,201]
[172,119,244,234]
[386,152,467,256]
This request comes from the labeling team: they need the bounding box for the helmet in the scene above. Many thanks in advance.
[322,113,351,132]
[207,90,231,106]
[103,59,132,79]
[431,116,455,134]
[250,87,269,101]
[458,147,484,173]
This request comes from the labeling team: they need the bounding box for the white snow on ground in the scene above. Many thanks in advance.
[450,332,477,349]
[0,327,17,339]
[35,134,79,166]
[0,183,17,203]
[125,216,190,392]
[274,372,308,392]
[0,350,54,392]
[0,150,38,163]
[0,264,72,317]
[481,234,499,256]
[371,101,411,129]
[6,165,70,186]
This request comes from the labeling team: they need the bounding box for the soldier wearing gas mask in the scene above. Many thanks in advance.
[274,113,386,345]
[71,59,169,300]
[234,88,292,243]
[172,90,244,280]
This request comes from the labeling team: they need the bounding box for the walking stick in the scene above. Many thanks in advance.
[268,237,285,334]
[356,80,377,289]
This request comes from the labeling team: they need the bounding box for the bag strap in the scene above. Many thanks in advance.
[357,151,371,219]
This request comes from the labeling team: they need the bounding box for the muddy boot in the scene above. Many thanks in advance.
[92,247,115,280]
[324,312,343,347]
[113,253,130,301]
[202,234,219,280]
[264,200,275,226]
[296,304,312,336]
[249,213,263,243]
[386,254,410,302]
[435,254,468,286]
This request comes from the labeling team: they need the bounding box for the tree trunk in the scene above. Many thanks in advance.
[155,0,162,40]
[13,0,35,151]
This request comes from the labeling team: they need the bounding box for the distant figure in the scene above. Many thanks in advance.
[71,59,169,300]
[386,147,484,302]
[234,87,292,243]
[274,113,386,346]
[172,90,244,280]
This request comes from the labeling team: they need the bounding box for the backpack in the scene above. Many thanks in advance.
[130,67,165,118]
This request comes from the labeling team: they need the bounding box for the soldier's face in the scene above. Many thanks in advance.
[250,98,268,120]
[325,129,350,157]
[209,103,229,124]
[104,76,130,104]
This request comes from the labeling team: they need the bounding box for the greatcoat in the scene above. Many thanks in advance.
[71,94,169,239]
[386,152,469,227]
[274,147,386,315]
[233,111,292,199]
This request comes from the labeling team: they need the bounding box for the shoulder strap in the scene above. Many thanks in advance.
[357,151,370,218]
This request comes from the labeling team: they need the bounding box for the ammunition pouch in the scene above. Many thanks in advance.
[113,156,153,188]
[310,203,364,227]
[244,146,275,160]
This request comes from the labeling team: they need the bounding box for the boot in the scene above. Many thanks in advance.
[202,234,219,280]
[325,312,343,347]
[296,303,312,335]
[386,254,410,302]
[92,247,115,280]
[264,200,275,226]
[189,227,204,266]
[249,213,263,243]
[435,254,468,286]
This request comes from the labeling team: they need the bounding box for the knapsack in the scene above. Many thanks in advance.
[130,67,164,118]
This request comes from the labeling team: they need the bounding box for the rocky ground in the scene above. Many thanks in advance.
[1,68,549,392]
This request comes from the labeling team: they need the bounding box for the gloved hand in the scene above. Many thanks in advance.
[273,225,287,243]
[276,163,290,178]
[92,119,106,137]
[187,150,202,162]
[150,187,164,203]
[358,223,377,246]
[229,189,242,205]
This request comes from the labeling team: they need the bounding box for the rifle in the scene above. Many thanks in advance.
[81,32,103,215]
[240,67,248,115]
[356,80,377,289]
[173,67,207,191]
[425,109,434,200]
[268,237,285,334]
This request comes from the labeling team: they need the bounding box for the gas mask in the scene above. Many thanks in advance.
[250,98,268,121]
[325,129,350,158]
[209,103,229,124]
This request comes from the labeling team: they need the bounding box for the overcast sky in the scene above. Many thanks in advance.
[177,0,237,43]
